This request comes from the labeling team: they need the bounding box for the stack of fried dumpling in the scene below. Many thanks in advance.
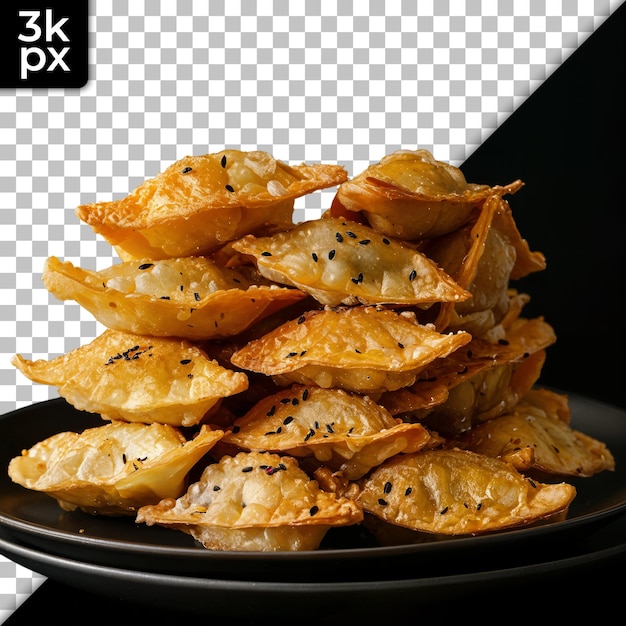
[9,149,615,551]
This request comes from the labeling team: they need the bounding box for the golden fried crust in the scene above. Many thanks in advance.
[231,217,470,307]
[221,385,443,479]
[136,450,364,551]
[76,150,348,259]
[378,316,556,432]
[334,149,523,240]
[42,255,307,340]
[229,305,472,395]
[12,329,249,427]
[451,392,615,477]
[8,422,223,516]
[356,448,576,535]
[422,194,546,334]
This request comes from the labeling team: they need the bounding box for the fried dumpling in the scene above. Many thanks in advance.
[8,422,223,516]
[379,316,557,435]
[136,450,364,551]
[451,389,615,478]
[332,149,523,240]
[423,194,546,334]
[12,329,249,427]
[356,448,576,536]
[221,385,443,480]
[229,306,472,396]
[231,216,470,307]
[76,150,348,260]
[42,255,307,340]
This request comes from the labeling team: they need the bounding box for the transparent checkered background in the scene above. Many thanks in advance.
[0,0,622,621]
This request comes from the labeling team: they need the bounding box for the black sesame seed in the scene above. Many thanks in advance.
[225,184,234,192]
[335,232,343,242]
[311,252,318,262]
[242,466,254,473]
[309,505,319,516]
[383,481,392,494]
[378,498,388,506]
[267,406,276,417]
[138,263,154,270]
[358,239,370,245]
[409,269,417,281]
[346,231,357,238]
[194,292,201,301]
[382,237,390,245]
[328,249,336,260]
[283,416,294,425]
[180,359,192,365]
[220,155,227,168]
[181,167,192,174]
[404,487,412,496]
[302,389,309,401]
[440,507,449,515]
[261,251,272,256]
[297,316,305,324]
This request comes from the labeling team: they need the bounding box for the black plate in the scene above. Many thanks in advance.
[1,512,625,618]
[1,393,625,582]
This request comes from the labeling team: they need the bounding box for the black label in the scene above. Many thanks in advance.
[0,1,88,88]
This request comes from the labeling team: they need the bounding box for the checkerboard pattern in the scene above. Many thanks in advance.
[0,0,622,621]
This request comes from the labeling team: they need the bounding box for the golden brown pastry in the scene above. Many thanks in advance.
[221,385,443,479]
[356,448,577,536]
[229,305,472,396]
[42,255,307,340]
[450,389,616,477]
[8,422,223,516]
[332,149,523,240]
[76,150,348,260]
[12,329,249,427]
[231,216,470,307]
[136,450,364,551]
[379,316,557,435]
[423,194,546,334]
